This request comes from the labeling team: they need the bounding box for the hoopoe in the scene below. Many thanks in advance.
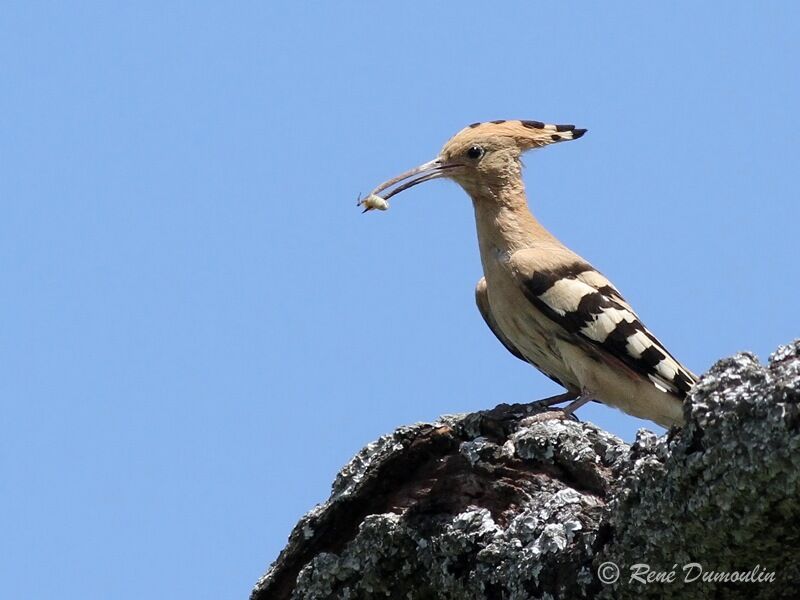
[361,120,695,428]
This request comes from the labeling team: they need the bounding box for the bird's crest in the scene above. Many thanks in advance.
[448,119,586,152]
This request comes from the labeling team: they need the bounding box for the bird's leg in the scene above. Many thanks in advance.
[527,390,579,410]
[562,396,592,416]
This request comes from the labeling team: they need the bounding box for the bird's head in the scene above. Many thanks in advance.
[362,120,586,209]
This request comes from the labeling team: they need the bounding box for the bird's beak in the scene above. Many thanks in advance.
[366,157,460,203]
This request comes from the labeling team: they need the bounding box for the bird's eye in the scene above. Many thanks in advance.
[466,145,484,160]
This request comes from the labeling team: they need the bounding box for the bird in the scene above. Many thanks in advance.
[361,120,695,427]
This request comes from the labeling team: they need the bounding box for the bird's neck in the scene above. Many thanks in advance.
[469,179,557,261]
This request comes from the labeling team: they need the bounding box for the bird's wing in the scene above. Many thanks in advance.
[475,277,527,363]
[509,250,696,397]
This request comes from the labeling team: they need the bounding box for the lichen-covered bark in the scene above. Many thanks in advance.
[252,341,800,600]
[599,342,800,599]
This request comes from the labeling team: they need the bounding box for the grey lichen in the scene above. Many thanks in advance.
[252,341,800,600]
[599,342,800,599]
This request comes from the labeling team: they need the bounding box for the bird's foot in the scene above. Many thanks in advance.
[520,393,592,425]
[481,392,591,436]
[484,392,576,422]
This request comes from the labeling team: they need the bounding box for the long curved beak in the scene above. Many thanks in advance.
[361,157,461,210]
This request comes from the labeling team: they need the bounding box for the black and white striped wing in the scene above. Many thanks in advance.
[513,259,696,397]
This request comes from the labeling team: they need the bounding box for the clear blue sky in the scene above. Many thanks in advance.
[2,2,798,598]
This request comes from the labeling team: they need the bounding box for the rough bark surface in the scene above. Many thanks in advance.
[252,341,800,600]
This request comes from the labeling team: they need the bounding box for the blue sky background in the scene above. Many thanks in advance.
[2,2,798,598]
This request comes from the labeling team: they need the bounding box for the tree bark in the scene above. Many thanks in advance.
[252,341,800,599]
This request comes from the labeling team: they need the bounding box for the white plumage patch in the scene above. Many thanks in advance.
[625,331,651,359]
[655,359,678,381]
[648,374,671,393]
[581,308,630,343]
[537,278,590,316]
